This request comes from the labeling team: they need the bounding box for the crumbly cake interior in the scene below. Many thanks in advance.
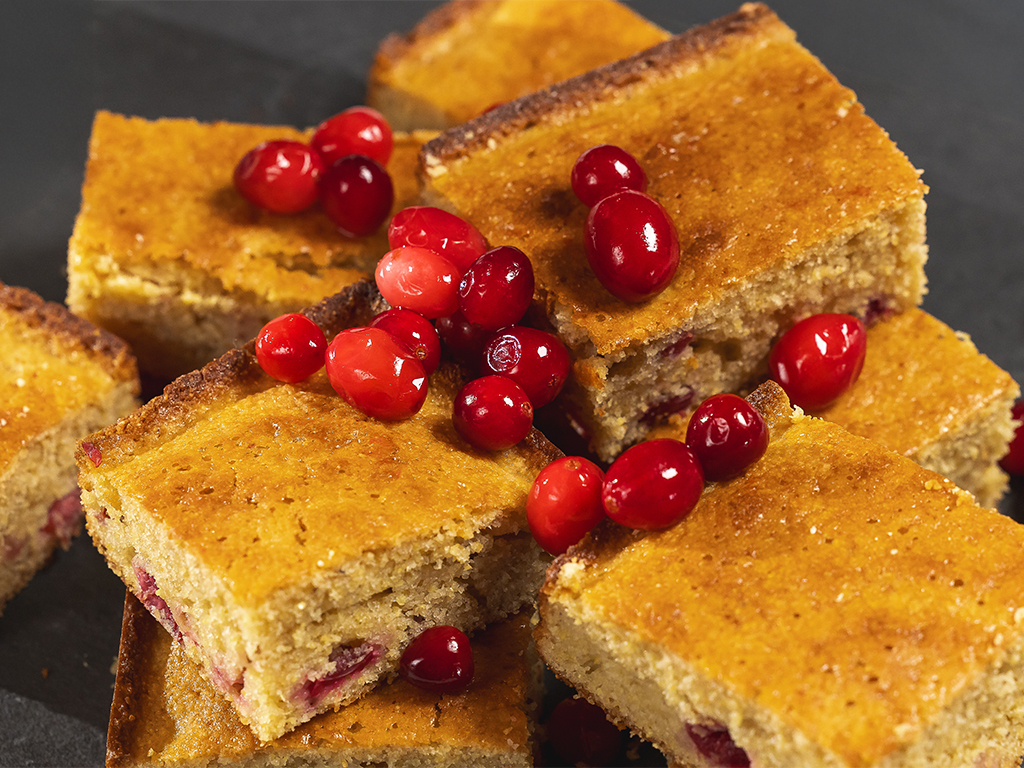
[537,383,1024,768]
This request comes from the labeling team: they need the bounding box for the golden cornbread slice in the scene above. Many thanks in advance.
[0,283,138,614]
[650,308,1021,509]
[79,280,559,742]
[67,111,435,380]
[367,0,670,130]
[107,592,538,768]
[537,381,1024,768]
[420,3,928,461]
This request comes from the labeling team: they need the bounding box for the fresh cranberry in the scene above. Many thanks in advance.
[571,144,648,208]
[547,697,623,767]
[325,327,428,420]
[999,400,1024,475]
[255,313,328,383]
[369,308,441,375]
[436,310,495,369]
[481,327,571,408]
[388,206,489,275]
[319,154,394,238]
[584,190,679,303]
[233,140,324,214]
[686,394,768,482]
[453,376,533,451]
[311,106,393,166]
[769,313,867,411]
[527,457,606,555]
[602,439,704,530]
[400,626,474,694]
[686,723,750,768]
[81,441,102,467]
[375,246,461,319]
[458,246,535,331]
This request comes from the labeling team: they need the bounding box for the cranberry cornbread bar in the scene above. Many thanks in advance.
[650,308,1020,509]
[67,111,435,380]
[367,0,670,130]
[537,381,1024,768]
[420,4,928,461]
[0,283,138,614]
[79,280,558,741]
[106,593,539,768]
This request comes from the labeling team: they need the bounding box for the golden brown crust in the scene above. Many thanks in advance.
[373,0,492,73]
[106,592,160,768]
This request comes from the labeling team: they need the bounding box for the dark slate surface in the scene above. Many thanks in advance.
[0,1,1021,764]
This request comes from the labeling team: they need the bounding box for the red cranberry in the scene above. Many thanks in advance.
[302,642,382,706]
[458,246,535,331]
[369,308,441,375]
[319,154,394,238]
[602,439,704,530]
[399,626,474,694]
[436,310,495,369]
[453,376,533,451]
[686,394,768,482]
[255,313,327,383]
[311,106,393,166]
[481,326,571,408]
[768,313,867,411]
[547,697,623,767]
[325,327,428,420]
[527,457,606,555]
[388,206,489,275]
[375,246,460,319]
[639,389,696,427]
[999,400,1024,475]
[81,441,102,467]
[233,140,324,214]
[584,190,679,303]
[686,723,750,768]
[571,144,648,208]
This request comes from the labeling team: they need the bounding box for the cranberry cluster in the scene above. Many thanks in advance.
[233,106,395,237]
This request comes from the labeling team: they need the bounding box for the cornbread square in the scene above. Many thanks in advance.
[79,280,558,742]
[420,4,928,461]
[650,309,1021,509]
[367,0,670,130]
[67,111,435,380]
[107,592,539,768]
[0,283,138,614]
[537,381,1024,768]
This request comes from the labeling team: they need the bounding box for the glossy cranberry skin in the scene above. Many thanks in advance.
[527,457,606,555]
[584,190,679,303]
[686,394,769,482]
[399,626,474,695]
[999,400,1024,475]
[571,144,648,208]
[457,246,535,331]
[255,313,328,383]
[453,376,533,451]
[481,326,571,408]
[547,697,623,767]
[375,246,461,319]
[325,327,428,420]
[388,206,489,275]
[319,154,394,238]
[369,308,441,376]
[436,310,495,369]
[769,313,867,411]
[602,439,704,530]
[234,140,324,214]
[311,106,393,166]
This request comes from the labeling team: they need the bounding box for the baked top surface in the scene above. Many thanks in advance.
[373,0,669,122]
[107,593,534,765]
[69,111,430,306]
[545,383,1024,766]
[422,4,925,356]
[0,283,136,471]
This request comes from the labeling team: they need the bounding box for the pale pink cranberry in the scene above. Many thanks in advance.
[40,490,83,548]
[255,313,327,383]
[602,439,704,530]
[453,376,533,451]
[81,441,102,467]
[480,326,570,408]
[311,106,393,166]
[639,389,696,427]
[571,144,648,208]
[234,140,324,214]
[999,400,1024,475]
[584,190,679,302]
[400,626,474,694]
[547,697,623,767]
[686,723,750,768]
[769,313,867,411]
[388,206,489,275]
[527,457,606,555]
[319,154,394,238]
[375,246,460,319]
[325,327,428,421]
[300,641,383,707]
[369,308,441,375]
[686,394,768,482]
